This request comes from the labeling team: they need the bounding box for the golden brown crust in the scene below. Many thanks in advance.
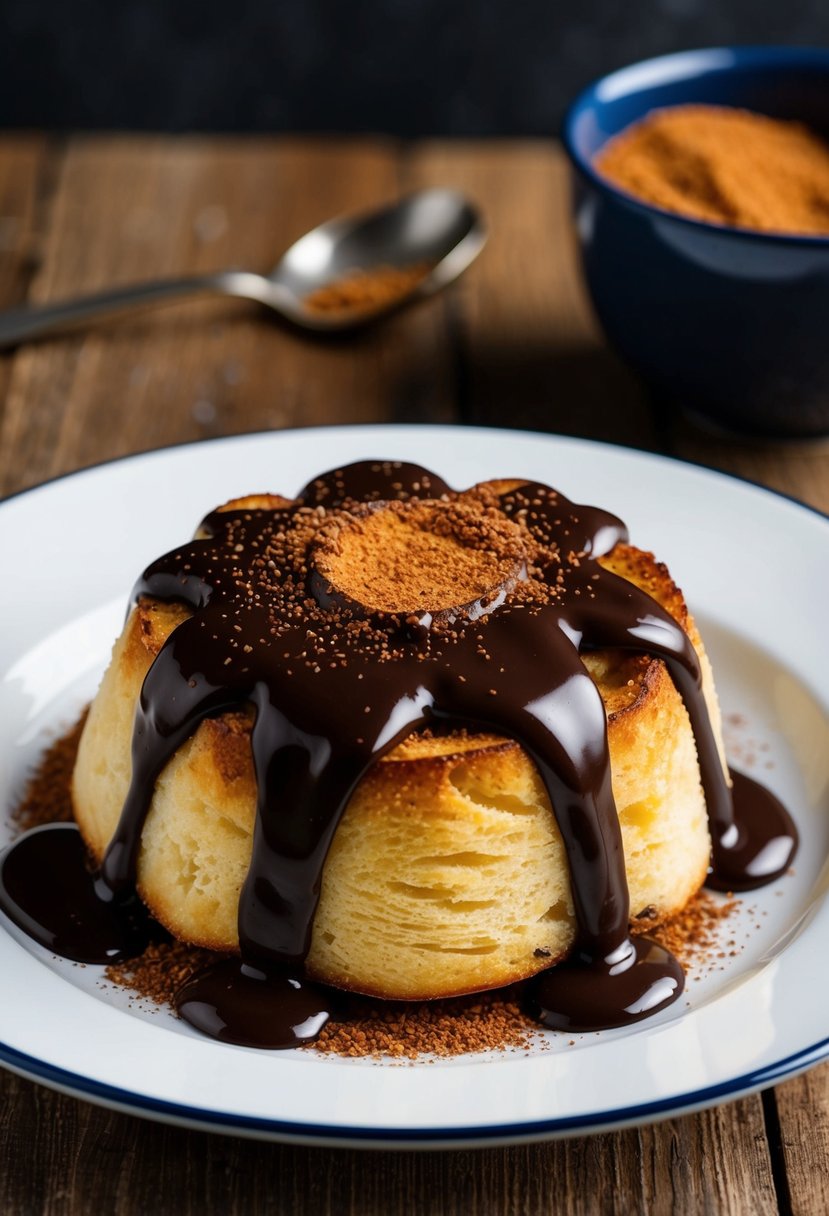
[217,493,296,513]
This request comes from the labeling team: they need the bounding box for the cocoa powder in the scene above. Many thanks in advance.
[11,710,87,833]
[596,104,829,235]
[303,262,431,317]
[313,988,536,1059]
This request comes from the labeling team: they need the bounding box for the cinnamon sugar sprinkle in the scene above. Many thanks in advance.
[10,715,745,1059]
[10,710,87,833]
[302,262,431,317]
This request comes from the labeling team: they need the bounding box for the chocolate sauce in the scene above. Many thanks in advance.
[175,959,337,1049]
[706,770,798,891]
[0,823,152,963]
[0,460,798,1046]
[300,461,452,506]
[526,936,684,1033]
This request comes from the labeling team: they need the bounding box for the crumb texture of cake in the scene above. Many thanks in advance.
[72,528,721,1000]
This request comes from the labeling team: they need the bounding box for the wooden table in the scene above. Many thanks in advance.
[0,135,827,1216]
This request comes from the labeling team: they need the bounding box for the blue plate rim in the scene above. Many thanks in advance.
[2,1033,829,1144]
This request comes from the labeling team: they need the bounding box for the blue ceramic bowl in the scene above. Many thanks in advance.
[563,47,829,439]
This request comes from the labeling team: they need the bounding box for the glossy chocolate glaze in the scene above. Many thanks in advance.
[0,460,798,1046]
[175,958,338,1049]
[0,823,153,963]
[706,770,798,892]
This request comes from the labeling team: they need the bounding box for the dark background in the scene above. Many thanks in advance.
[2,0,829,135]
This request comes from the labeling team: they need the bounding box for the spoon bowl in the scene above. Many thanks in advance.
[271,188,486,329]
[0,188,486,348]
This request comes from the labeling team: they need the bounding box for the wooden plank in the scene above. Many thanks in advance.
[774,1064,829,1215]
[405,141,654,449]
[0,136,54,304]
[0,135,456,499]
[0,135,57,422]
[0,1068,778,1216]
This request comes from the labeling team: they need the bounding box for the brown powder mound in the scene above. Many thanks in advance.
[11,711,88,832]
[303,262,431,317]
[311,988,536,1059]
[648,890,738,969]
[312,498,525,617]
[595,104,829,235]
[106,939,215,1007]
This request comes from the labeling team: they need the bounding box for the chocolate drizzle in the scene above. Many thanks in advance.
[0,460,798,1047]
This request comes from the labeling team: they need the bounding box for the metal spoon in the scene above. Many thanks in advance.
[0,188,486,347]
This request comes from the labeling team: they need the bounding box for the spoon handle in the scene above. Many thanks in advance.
[0,271,275,348]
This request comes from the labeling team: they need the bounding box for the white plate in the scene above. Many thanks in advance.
[1,424,828,1149]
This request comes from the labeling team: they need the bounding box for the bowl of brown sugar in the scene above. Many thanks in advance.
[562,47,829,438]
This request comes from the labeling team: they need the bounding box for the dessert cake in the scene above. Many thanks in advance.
[73,539,718,1001]
[1,459,798,1048]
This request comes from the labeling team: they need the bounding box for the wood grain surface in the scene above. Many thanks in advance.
[0,135,826,1216]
